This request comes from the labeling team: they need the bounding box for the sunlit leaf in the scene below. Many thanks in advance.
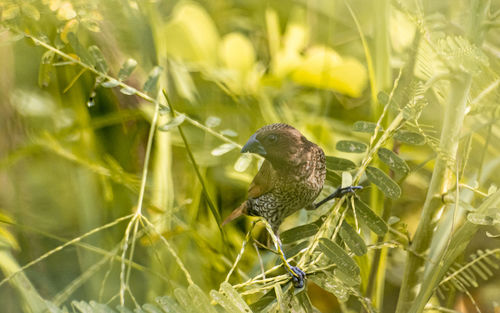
[211,143,238,156]
[205,116,221,128]
[280,223,319,245]
[340,221,367,256]
[467,212,499,225]
[38,50,55,88]
[119,86,137,96]
[221,129,238,137]
[118,58,137,81]
[101,79,120,88]
[341,171,353,188]
[336,140,367,153]
[88,46,108,73]
[158,114,186,132]
[234,154,252,172]
[61,19,79,44]
[210,282,252,313]
[377,148,410,175]
[366,166,401,199]
[354,199,388,236]
[326,156,356,170]
[394,130,425,145]
[143,66,163,95]
[388,216,400,225]
[318,238,360,276]
[352,121,380,133]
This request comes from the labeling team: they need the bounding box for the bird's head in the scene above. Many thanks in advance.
[241,123,311,169]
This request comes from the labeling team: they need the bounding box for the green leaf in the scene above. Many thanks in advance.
[340,221,367,256]
[280,223,319,245]
[394,130,425,145]
[188,284,217,313]
[283,240,309,258]
[326,170,342,186]
[234,153,252,172]
[309,271,350,302]
[326,156,356,170]
[366,166,401,199]
[174,288,201,312]
[211,143,238,156]
[466,212,500,225]
[334,268,361,287]
[377,148,410,175]
[88,46,108,73]
[118,58,137,81]
[354,199,388,236]
[318,238,360,276]
[210,282,253,313]
[67,33,94,65]
[143,66,163,95]
[352,121,381,133]
[38,50,55,88]
[119,86,137,95]
[336,140,367,153]
[341,171,353,188]
[101,79,120,88]
[221,129,238,137]
[205,116,221,128]
[156,296,186,313]
[158,114,186,132]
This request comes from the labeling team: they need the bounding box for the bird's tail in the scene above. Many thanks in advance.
[221,201,248,226]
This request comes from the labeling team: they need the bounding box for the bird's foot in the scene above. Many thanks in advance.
[289,266,306,288]
[335,185,363,197]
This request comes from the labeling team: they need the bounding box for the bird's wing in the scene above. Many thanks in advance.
[247,160,275,198]
[221,160,275,226]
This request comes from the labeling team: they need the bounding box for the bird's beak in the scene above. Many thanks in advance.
[241,134,267,156]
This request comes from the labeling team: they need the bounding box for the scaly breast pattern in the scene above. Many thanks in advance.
[248,146,326,232]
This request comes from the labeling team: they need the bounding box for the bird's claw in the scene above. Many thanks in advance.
[337,185,363,197]
[289,266,306,288]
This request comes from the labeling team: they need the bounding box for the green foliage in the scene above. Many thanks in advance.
[1,0,500,312]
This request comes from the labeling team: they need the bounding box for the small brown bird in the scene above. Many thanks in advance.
[222,123,326,232]
[223,123,361,288]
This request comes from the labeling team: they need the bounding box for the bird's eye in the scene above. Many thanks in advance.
[267,134,278,143]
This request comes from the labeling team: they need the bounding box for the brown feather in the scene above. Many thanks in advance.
[221,201,249,226]
[247,160,275,199]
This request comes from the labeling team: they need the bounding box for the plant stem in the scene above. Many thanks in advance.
[395,74,472,312]
[396,0,490,310]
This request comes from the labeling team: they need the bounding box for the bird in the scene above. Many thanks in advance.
[222,123,361,288]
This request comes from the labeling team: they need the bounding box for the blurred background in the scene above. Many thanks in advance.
[1,0,500,312]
